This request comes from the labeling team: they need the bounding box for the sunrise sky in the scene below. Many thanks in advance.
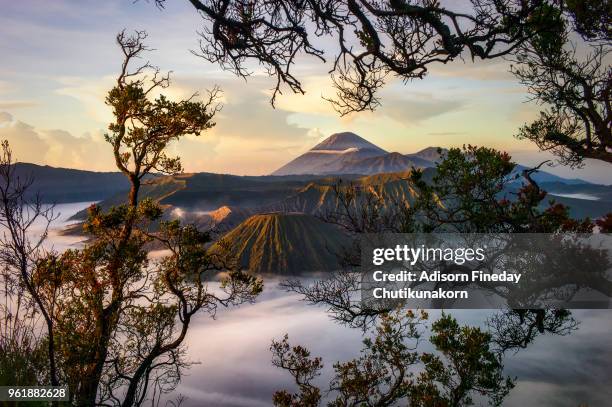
[1,0,609,183]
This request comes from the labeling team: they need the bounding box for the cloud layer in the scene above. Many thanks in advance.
[0,112,113,170]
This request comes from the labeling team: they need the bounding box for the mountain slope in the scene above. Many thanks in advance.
[335,152,433,174]
[70,172,312,220]
[511,165,589,185]
[210,213,349,274]
[272,132,387,175]
[263,170,423,215]
[405,147,448,163]
[13,163,130,203]
[181,205,253,232]
[262,167,611,220]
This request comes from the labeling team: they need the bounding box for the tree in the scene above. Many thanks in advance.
[406,146,597,233]
[282,146,608,330]
[486,308,577,353]
[155,1,610,164]
[271,310,514,407]
[510,1,611,165]
[2,30,263,406]
[273,147,602,405]
[0,140,59,388]
[168,0,561,114]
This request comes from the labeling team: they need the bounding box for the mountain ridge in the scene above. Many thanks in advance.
[11,162,131,203]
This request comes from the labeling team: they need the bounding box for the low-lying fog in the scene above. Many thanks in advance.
[25,203,612,406]
[178,283,612,407]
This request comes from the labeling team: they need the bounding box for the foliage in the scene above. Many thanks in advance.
[409,146,595,233]
[322,145,597,235]
[487,309,577,353]
[510,1,611,165]
[156,0,560,112]
[284,146,606,330]
[0,140,60,388]
[104,30,221,205]
[0,313,48,388]
[271,335,323,407]
[163,1,610,165]
[272,310,514,407]
[0,30,262,406]
[165,2,600,116]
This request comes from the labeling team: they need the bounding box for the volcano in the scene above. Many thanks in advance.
[210,213,350,274]
[271,132,388,175]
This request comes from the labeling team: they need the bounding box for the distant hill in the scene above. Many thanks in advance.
[8,131,605,237]
[70,173,292,220]
[263,168,612,220]
[12,163,130,203]
[544,195,612,219]
[272,132,388,175]
[511,165,589,185]
[68,172,356,220]
[540,182,612,201]
[406,147,448,163]
[210,213,350,274]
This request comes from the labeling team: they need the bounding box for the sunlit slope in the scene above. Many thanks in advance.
[264,170,427,215]
[335,152,432,174]
[193,205,253,231]
[211,213,349,274]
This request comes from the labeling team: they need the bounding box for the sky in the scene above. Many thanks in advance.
[0,0,609,183]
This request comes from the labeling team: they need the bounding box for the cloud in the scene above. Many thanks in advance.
[0,118,49,163]
[427,131,467,136]
[0,80,33,110]
[511,102,541,125]
[166,134,221,172]
[55,75,114,124]
[184,76,314,144]
[0,101,39,109]
[305,127,325,140]
[161,75,323,168]
[253,144,306,153]
[428,58,515,82]
[1,71,329,175]
[272,74,466,126]
[0,81,16,93]
[60,71,318,146]
[272,75,339,116]
[44,129,112,170]
[0,113,227,173]
[0,112,12,123]
[376,93,466,126]
[0,114,114,170]
[509,149,612,185]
